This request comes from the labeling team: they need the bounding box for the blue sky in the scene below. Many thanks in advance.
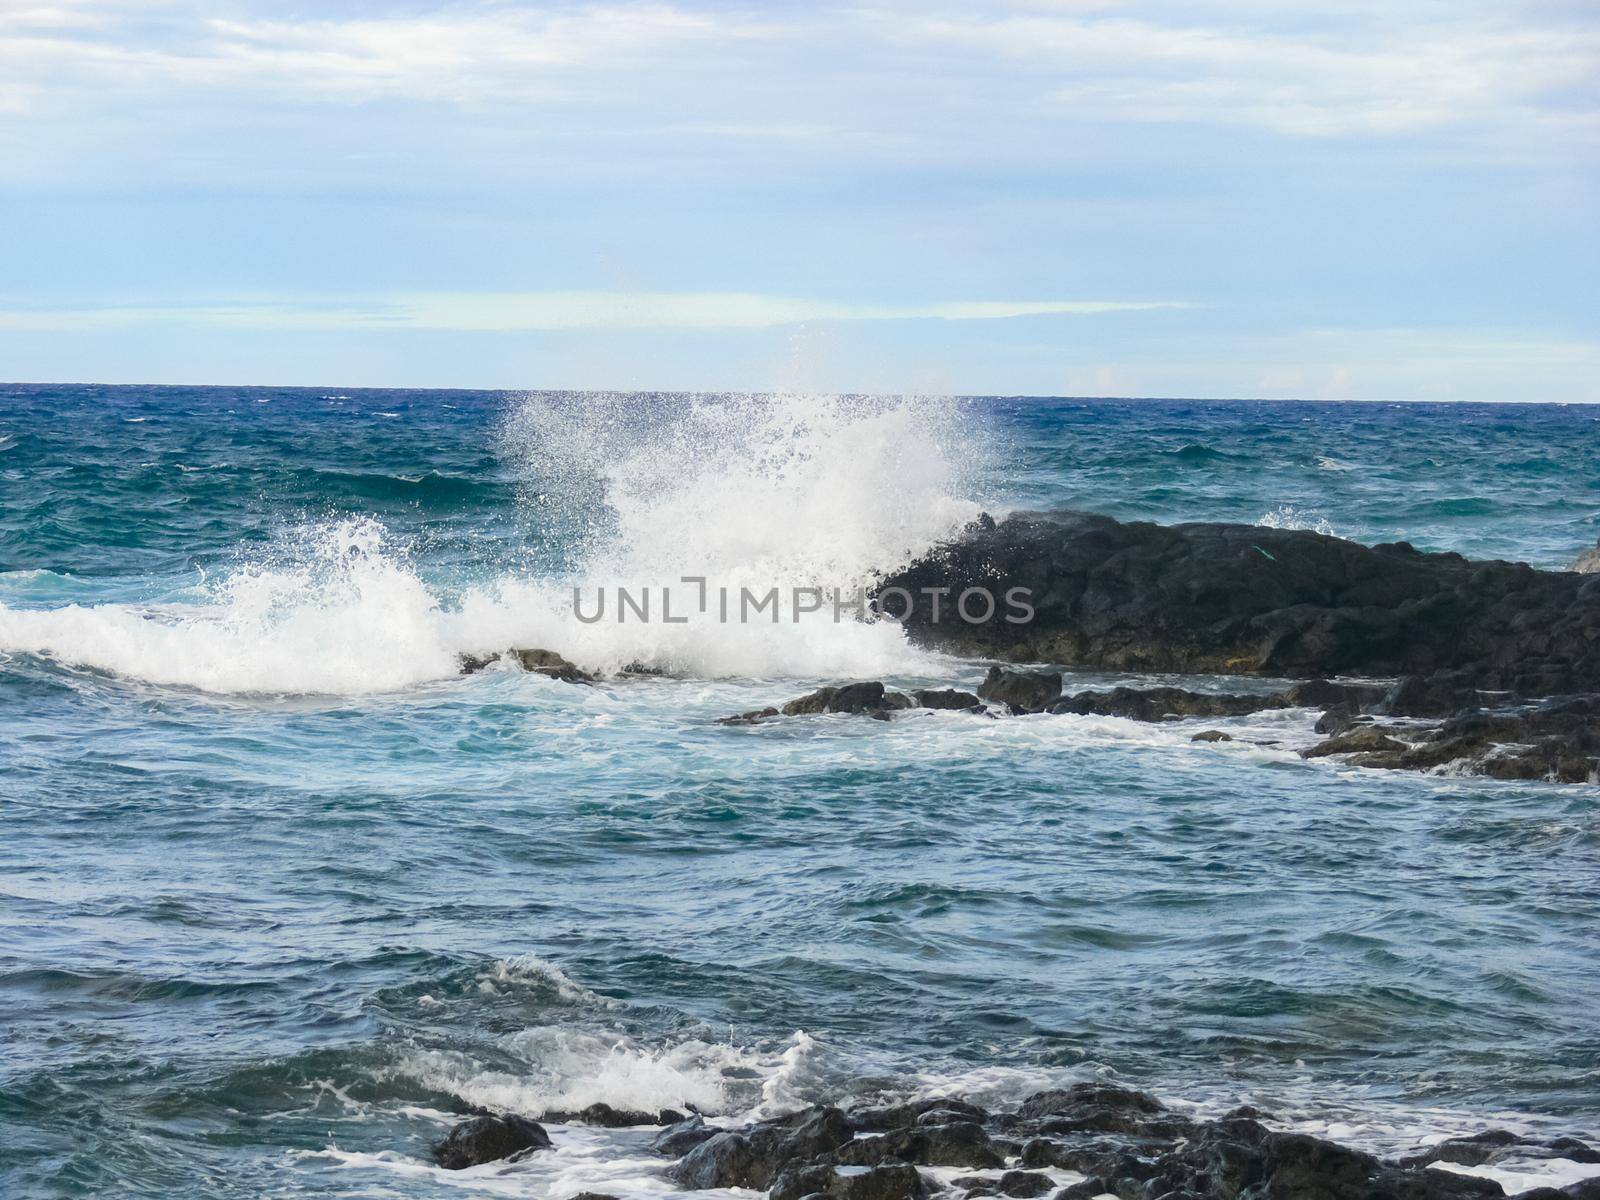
[0,0,1595,399]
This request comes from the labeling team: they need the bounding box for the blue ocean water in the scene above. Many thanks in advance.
[2,385,1599,1198]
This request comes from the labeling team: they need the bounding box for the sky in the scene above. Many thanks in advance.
[0,0,1596,399]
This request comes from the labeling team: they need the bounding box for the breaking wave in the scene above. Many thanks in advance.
[0,394,986,693]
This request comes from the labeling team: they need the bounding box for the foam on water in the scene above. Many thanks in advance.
[0,394,983,693]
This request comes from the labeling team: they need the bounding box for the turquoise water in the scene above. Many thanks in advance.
[2,386,1599,1198]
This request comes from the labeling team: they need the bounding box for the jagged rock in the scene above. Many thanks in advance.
[977,667,1062,712]
[912,688,984,711]
[1306,695,1600,782]
[1191,729,1233,742]
[770,1163,929,1200]
[852,1097,990,1131]
[1314,706,1366,735]
[1302,726,1411,758]
[1573,539,1600,573]
[1016,1083,1167,1123]
[650,1112,717,1156]
[951,1169,1055,1196]
[432,1113,551,1169]
[718,706,779,726]
[1400,1129,1521,1168]
[1376,672,1494,718]
[669,1106,853,1190]
[459,648,596,683]
[878,510,1600,696]
[780,682,913,717]
[539,1101,661,1127]
[1281,679,1390,709]
[831,1120,1005,1169]
[1052,687,1285,721]
[512,648,596,683]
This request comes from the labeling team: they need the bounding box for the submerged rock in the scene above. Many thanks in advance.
[780,682,914,717]
[432,1113,551,1169]
[511,648,596,683]
[458,647,596,683]
[1051,685,1285,721]
[718,706,780,726]
[976,666,1061,712]
[1302,726,1411,758]
[718,681,967,725]
[540,1100,665,1127]
[911,688,984,711]
[1303,695,1600,783]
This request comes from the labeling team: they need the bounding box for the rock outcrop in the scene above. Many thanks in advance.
[459,647,596,683]
[878,510,1600,696]
[488,1082,1600,1200]
[432,1112,551,1169]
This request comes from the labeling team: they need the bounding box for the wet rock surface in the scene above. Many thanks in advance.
[470,1085,1600,1199]
[432,1112,552,1169]
[718,672,1600,782]
[458,647,596,683]
[878,510,1600,694]
[977,667,1063,713]
[1051,686,1286,721]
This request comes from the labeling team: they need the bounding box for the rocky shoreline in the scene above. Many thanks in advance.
[461,511,1600,784]
[427,1083,1600,1200]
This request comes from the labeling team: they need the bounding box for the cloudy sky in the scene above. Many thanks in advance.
[1,0,1596,399]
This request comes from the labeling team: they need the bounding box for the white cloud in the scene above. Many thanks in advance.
[0,291,1190,332]
[0,0,1593,153]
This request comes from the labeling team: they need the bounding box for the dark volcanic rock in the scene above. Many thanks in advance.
[1191,729,1233,742]
[1301,726,1411,758]
[779,682,913,717]
[514,648,595,683]
[650,1113,717,1156]
[977,666,1062,712]
[718,706,779,726]
[432,1113,551,1169]
[540,1101,660,1127]
[459,648,596,683]
[851,1096,990,1131]
[1305,695,1600,782]
[878,510,1600,695]
[670,1106,853,1190]
[952,1169,1055,1196]
[1281,678,1390,709]
[832,1120,1006,1169]
[1051,686,1286,721]
[1400,1129,1521,1168]
[912,688,984,711]
[1016,1083,1167,1123]
[771,1163,929,1200]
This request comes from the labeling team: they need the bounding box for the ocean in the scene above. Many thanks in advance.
[2,384,1598,1198]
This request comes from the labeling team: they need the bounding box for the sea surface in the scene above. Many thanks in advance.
[2,385,1599,1198]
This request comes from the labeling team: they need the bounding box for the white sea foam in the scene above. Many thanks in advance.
[1256,503,1337,536]
[394,1026,822,1121]
[0,394,984,694]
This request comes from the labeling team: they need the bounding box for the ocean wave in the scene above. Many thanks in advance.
[0,395,980,694]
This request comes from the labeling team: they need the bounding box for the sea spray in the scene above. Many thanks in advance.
[0,394,988,692]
